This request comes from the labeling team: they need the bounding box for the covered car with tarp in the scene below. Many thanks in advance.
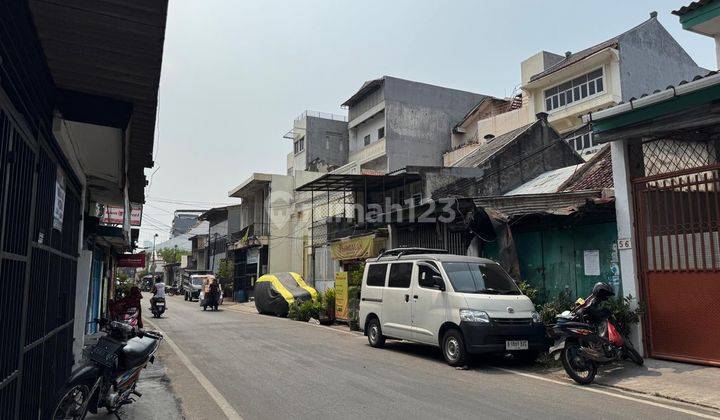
[254,272,318,317]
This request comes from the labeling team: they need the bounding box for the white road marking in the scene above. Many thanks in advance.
[492,367,720,419]
[144,318,244,420]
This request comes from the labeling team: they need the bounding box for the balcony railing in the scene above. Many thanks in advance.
[295,110,347,123]
[349,137,386,164]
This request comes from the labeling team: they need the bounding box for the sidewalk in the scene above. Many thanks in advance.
[87,356,183,420]
[537,357,720,410]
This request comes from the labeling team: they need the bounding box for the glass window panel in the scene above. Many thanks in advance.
[589,82,596,95]
[573,87,580,101]
[583,134,591,148]
[595,78,604,93]
[559,81,572,91]
[546,98,552,110]
[572,75,587,86]
[588,68,603,79]
[552,96,558,108]
[576,138,583,151]
[559,94,566,106]
[581,84,588,97]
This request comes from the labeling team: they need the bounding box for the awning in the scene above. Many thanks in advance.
[29,0,168,203]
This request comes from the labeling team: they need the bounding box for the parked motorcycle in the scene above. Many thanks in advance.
[550,282,643,385]
[151,297,166,318]
[50,319,162,419]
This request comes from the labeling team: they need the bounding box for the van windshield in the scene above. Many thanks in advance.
[442,262,521,295]
[191,277,203,286]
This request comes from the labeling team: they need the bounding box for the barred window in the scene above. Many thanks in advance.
[545,68,604,112]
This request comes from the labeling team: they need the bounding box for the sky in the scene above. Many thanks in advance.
[139,0,717,246]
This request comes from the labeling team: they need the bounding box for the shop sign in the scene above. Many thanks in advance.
[330,235,378,260]
[53,168,66,231]
[334,271,349,321]
[117,253,146,268]
[100,204,143,226]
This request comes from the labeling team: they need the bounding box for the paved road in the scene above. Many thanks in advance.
[145,295,718,420]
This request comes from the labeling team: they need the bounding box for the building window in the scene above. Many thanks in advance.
[377,126,385,139]
[544,68,604,112]
[566,131,599,154]
[364,134,371,146]
[294,136,305,154]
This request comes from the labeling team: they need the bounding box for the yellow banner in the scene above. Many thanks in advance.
[334,271,349,321]
[330,235,377,261]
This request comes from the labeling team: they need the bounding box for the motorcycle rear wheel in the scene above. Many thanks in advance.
[624,343,644,366]
[50,380,94,420]
[561,343,597,385]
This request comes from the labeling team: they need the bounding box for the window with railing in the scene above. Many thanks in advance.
[294,136,305,154]
[565,131,598,152]
[544,68,604,112]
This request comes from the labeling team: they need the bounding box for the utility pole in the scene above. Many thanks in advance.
[152,233,158,272]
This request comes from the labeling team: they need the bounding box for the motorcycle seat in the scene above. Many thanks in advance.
[118,336,158,369]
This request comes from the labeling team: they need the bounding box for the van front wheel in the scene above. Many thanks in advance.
[367,318,386,348]
[442,329,467,367]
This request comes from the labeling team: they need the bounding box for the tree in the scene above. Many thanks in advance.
[216,259,232,284]
[157,247,189,265]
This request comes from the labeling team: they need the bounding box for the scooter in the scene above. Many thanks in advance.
[49,319,162,419]
[549,282,643,385]
[150,297,166,318]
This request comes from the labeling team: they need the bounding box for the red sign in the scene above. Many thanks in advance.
[117,253,146,268]
[100,204,143,226]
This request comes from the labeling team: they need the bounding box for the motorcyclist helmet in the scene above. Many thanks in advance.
[591,282,615,301]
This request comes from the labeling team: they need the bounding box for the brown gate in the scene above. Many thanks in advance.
[632,138,720,366]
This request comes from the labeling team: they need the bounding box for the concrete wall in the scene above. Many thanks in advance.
[618,18,707,102]
[383,77,485,172]
[305,116,349,171]
[267,174,295,273]
[227,204,243,234]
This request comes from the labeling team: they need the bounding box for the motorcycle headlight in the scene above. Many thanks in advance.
[531,311,542,324]
[459,309,490,323]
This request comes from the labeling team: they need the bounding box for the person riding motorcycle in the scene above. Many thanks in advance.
[150,276,166,311]
[207,278,220,310]
[109,286,144,329]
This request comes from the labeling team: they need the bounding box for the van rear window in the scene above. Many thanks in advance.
[366,264,387,287]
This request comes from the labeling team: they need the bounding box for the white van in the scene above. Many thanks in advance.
[359,249,548,366]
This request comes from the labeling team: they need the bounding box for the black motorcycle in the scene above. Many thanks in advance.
[550,282,643,385]
[151,297,166,318]
[50,319,162,419]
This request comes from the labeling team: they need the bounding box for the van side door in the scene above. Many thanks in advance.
[381,262,414,340]
[410,261,448,345]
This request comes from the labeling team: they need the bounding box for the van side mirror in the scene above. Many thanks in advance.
[433,275,445,291]
[417,261,445,291]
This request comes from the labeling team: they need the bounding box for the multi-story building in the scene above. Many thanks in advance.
[227,170,324,296]
[199,207,229,273]
[447,13,707,164]
[339,76,486,174]
[171,209,205,237]
[285,111,349,174]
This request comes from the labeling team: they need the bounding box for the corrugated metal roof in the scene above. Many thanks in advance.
[451,121,535,167]
[473,191,608,217]
[504,165,583,196]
